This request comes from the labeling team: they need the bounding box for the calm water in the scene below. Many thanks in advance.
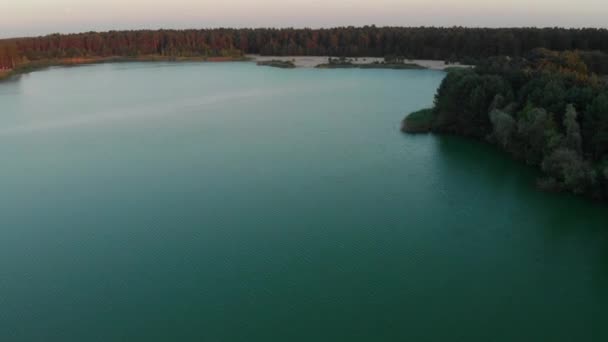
[1,62,608,341]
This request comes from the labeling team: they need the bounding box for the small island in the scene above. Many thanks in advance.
[316,56,425,70]
[256,60,296,68]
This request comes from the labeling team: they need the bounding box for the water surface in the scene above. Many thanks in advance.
[1,62,607,341]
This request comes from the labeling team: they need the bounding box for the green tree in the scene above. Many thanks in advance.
[563,104,582,153]
[541,148,596,194]
[489,109,516,149]
[584,93,608,160]
[517,107,556,164]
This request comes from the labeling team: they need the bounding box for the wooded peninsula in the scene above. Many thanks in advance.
[403,49,608,200]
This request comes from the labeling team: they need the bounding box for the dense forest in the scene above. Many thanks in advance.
[404,49,608,199]
[2,26,608,70]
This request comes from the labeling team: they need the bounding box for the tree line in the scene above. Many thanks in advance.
[418,49,608,199]
[2,26,608,69]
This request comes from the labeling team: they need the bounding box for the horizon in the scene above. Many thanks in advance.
[3,24,608,41]
[3,0,608,39]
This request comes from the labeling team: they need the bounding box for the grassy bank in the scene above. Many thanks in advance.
[401,108,436,133]
[0,70,11,80]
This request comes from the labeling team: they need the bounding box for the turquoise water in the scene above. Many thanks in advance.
[1,62,608,341]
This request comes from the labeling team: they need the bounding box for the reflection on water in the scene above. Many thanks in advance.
[436,135,608,292]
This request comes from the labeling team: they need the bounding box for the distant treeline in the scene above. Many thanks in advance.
[3,27,608,69]
[407,48,608,199]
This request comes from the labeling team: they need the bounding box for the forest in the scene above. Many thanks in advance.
[404,48,608,199]
[2,26,608,70]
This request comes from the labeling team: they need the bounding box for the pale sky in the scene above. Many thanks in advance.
[2,0,607,38]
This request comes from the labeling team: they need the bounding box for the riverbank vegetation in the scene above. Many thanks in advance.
[404,49,608,199]
[0,56,248,80]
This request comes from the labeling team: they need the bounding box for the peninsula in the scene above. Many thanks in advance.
[403,49,608,200]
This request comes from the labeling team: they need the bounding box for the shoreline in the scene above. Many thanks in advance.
[0,55,250,81]
[0,54,471,82]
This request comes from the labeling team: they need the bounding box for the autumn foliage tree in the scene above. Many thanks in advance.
[0,41,20,69]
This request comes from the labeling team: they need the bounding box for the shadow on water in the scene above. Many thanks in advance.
[433,134,608,288]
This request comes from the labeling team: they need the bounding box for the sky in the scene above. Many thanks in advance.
[2,0,607,38]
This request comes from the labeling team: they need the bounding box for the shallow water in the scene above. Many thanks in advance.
[1,62,607,341]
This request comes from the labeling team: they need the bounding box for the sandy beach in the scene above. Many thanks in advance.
[247,54,470,70]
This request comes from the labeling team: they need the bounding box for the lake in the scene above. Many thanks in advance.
[1,62,608,341]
